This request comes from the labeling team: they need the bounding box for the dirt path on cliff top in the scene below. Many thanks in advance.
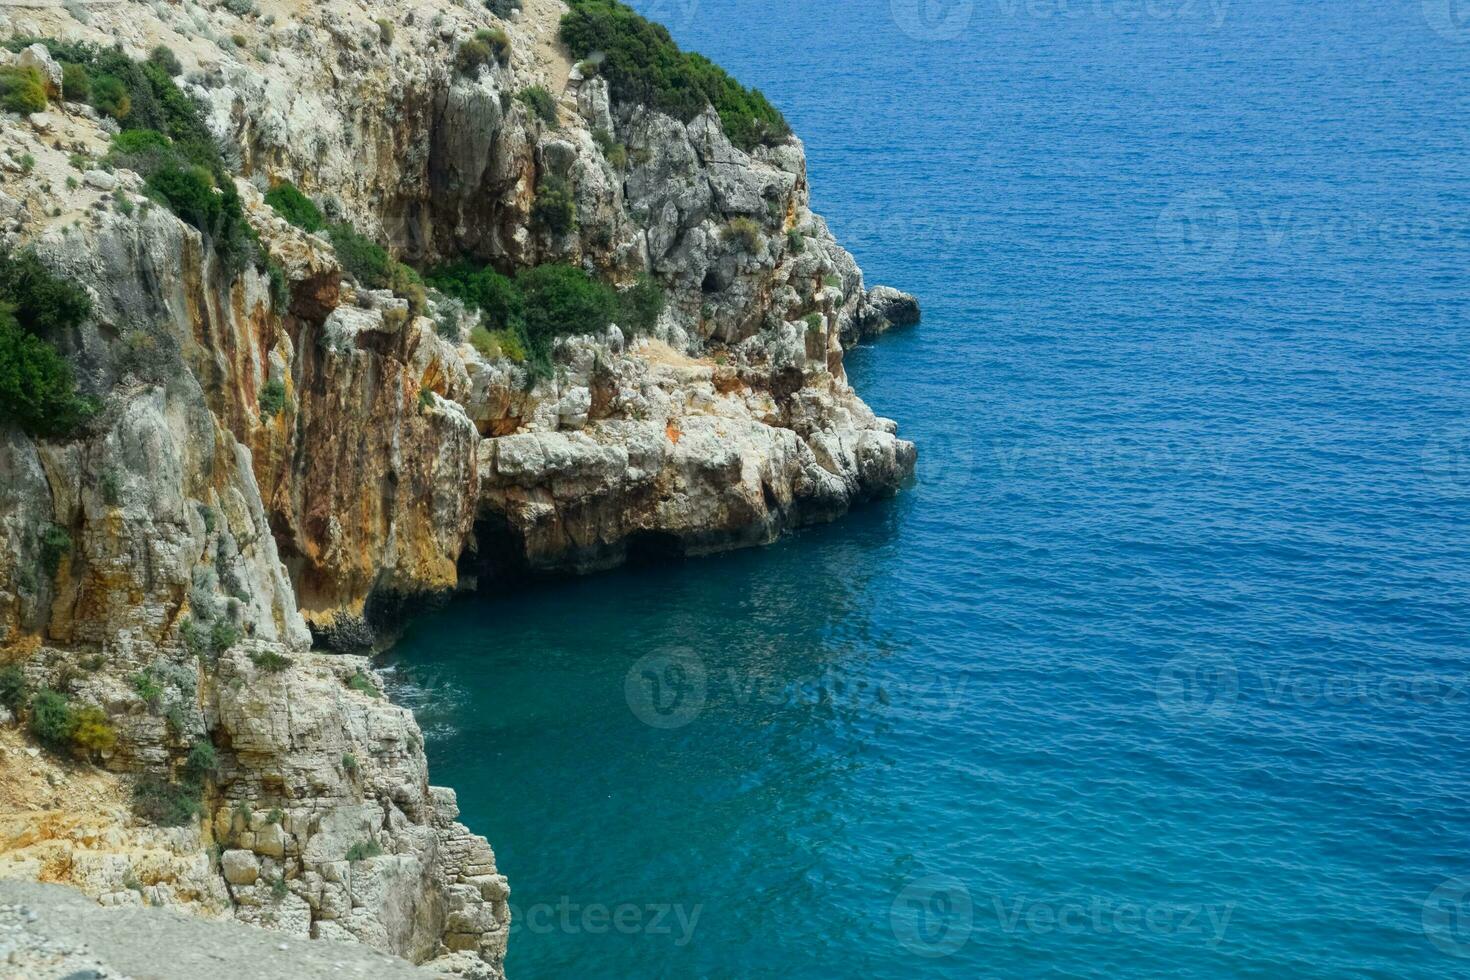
[525,0,574,94]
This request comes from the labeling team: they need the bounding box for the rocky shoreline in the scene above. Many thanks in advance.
[0,0,915,974]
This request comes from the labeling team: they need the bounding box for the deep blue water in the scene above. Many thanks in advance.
[384,1,1470,975]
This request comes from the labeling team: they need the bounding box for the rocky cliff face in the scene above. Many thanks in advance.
[0,0,915,974]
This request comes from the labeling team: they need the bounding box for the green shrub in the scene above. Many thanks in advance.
[100,469,121,505]
[110,127,172,156]
[341,752,358,774]
[72,706,116,754]
[427,262,524,331]
[559,0,789,151]
[263,181,323,232]
[823,273,842,289]
[0,66,47,114]
[518,263,618,354]
[722,217,762,253]
[326,223,393,288]
[61,62,91,101]
[786,229,804,254]
[592,126,621,160]
[345,840,381,861]
[478,27,511,64]
[28,689,75,747]
[618,273,664,334]
[455,38,497,77]
[265,259,288,310]
[184,739,218,779]
[258,379,286,419]
[516,85,557,125]
[486,0,522,17]
[250,650,293,673]
[209,619,239,655]
[375,18,394,45]
[132,667,163,706]
[0,307,92,433]
[346,669,380,698]
[179,617,209,660]
[148,45,183,77]
[0,249,94,337]
[468,325,526,362]
[144,165,257,274]
[19,42,222,175]
[531,173,576,236]
[804,312,823,333]
[90,73,130,120]
[0,665,28,711]
[133,775,203,826]
[270,874,289,900]
[40,523,71,577]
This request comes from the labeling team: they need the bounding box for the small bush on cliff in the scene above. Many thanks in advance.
[28,689,76,747]
[40,524,71,577]
[591,127,627,170]
[427,263,524,331]
[148,45,183,77]
[619,273,664,334]
[0,306,94,437]
[131,667,163,708]
[559,0,789,151]
[258,379,286,419]
[516,86,557,125]
[263,181,324,233]
[133,776,203,826]
[326,222,392,288]
[347,669,380,698]
[0,665,28,712]
[456,29,509,76]
[0,249,93,337]
[518,263,618,351]
[71,706,116,755]
[185,739,219,780]
[0,66,47,114]
[250,650,293,673]
[345,840,381,861]
[341,752,358,774]
[469,325,526,363]
[210,619,239,655]
[480,27,512,64]
[144,165,257,274]
[531,173,576,236]
[721,217,762,254]
[61,62,91,101]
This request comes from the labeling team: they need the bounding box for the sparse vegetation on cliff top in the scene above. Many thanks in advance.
[559,0,790,151]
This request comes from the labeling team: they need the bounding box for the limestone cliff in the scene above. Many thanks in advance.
[0,0,916,974]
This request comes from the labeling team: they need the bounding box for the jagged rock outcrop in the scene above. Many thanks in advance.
[0,0,917,974]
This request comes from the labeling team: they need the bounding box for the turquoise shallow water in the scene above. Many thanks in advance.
[384,1,1470,975]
